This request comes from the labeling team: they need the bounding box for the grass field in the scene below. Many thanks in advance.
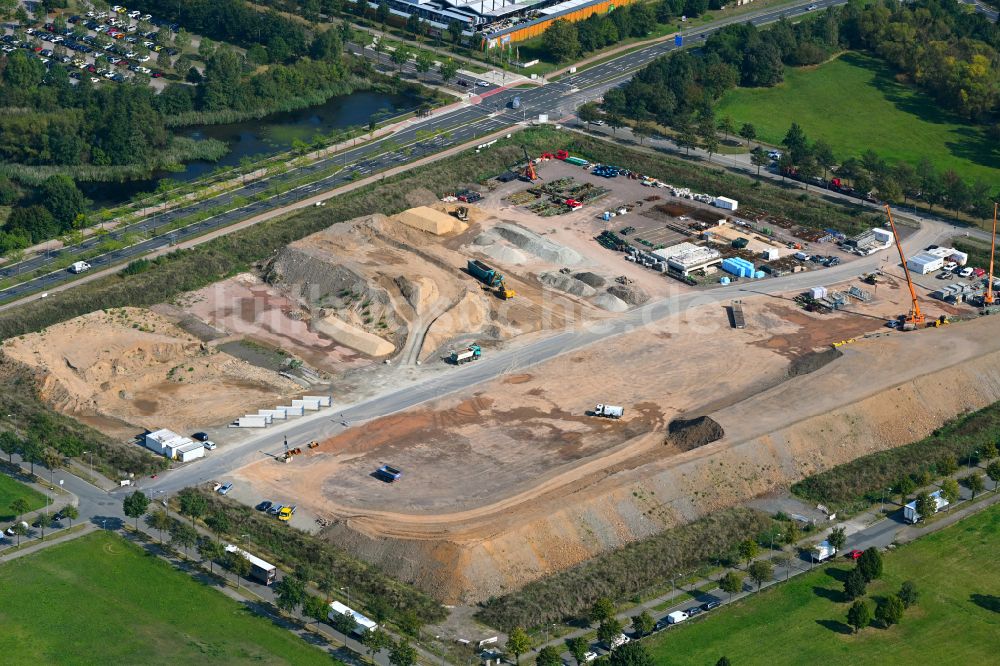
[0,531,337,665]
[715,52,998,184]
[646,503,1000,665]
[0,473,47,522]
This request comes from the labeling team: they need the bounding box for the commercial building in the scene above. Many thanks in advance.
[663,245,722,276]
[142,428,204,463]
[328,601,379,635]
[906,252,945,275]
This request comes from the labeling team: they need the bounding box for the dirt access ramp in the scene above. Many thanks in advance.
[1,308,299,439]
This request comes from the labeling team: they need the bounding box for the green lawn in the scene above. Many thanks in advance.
[646,503,1000,665]
[716,52,999,184]
[0,473,48,522]
[0,531,337,665]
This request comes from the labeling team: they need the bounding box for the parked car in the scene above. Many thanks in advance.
[959,267,974,278]
[203,441,216,450]
[191,432,209,442]
[268,504,283,515]
[701,600,721,611]
[847,549,864,560]
[255,500,273,512]
[943,261,958,271]
[685,606,703,618]
[218,482,233,495]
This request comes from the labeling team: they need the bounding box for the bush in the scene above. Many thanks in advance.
[475,508,772,630]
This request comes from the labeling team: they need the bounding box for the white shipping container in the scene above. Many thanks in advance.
[810,286,827,299]
[278,405,305,416]
[232,416,268,428]
[259,409,287,420]
[303,395,332,407]
[907,252,944,275]
[763,249,780,261]
[948,250,968,266]
[713,196,738,211]
[292,398,321,411]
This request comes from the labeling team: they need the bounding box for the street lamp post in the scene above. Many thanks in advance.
[341,586,351,607]
[969,449,979,469]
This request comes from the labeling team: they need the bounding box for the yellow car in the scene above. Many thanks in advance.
[278,506,294,522]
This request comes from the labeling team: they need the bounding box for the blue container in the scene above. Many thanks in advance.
[754,270,765,279]
[720,276,731,285]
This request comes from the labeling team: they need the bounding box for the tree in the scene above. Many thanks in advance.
[174,28,191,51]
[738,122,756,148]
[847,599,872,633]
[607,114,625,136]
[812,139,836,178]
[747,560,772,591]
[11,520,27,546]
[542,19,579,62]
[169,522,198,558]
[578,102,601,127]
[303,594,330,625]
[123,491,150,529]
[536,646,562,666]
[857,548,883,583]
[915,491,935,522]
[875,594,905,628]
[20,438,42,476]
[40,176,84,226]
[447,19,464,44]
[597,617,625,647]
[150,508,172,543]
[702,132,720,162]
[981,441,998,462]
[717,115,736,142]
[719,571,743,600]
[844,567,867,600]
[590,597,616,624]
[633,121,656,146]
[898,580,918,608]
[274,574,307,614]
[438,59,458,83]
[390,46,410,72]
[938,455,959,476]
[940,477,960,505]
[414,51,434,78]
[827,526,847,553]
[987,460,1000,492]
[738,539,759,567]
[35,511,49,540]
[965,472,985,499]
[362,627,391,663]
[226,550,251,588]
[506,627,531,665]
[895,476,916,504]
[60,504,78,527]
[178,490,208,525]
[608,642,655,666]
[716,659,732,666]
[566,636,589,665]
[782,122,808,159]
[389,639,417,666]
[198,538,225,574]
[631,610,655,637]
[750,147,769,175]
[10,498,30,521]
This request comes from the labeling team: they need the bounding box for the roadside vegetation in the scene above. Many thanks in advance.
[644,503,1000,665]
[177,487,447,629]
[0,471,47,521]
[476,508,773,630]
[791,401,1000,513]
[605,0,999,218]
[0,530,338,664]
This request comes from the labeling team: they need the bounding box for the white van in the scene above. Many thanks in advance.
[69,261,91,274]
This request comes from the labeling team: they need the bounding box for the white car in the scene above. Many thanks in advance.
[582,652,598,663]
[958,267,973,278]
[112,5,125,13]
[204,441,217,450]
[137,66,151,74]
[90,76,101,83]
[942,261,958,271]
[141,14,152,21]
[128,10,141,18]
[807,3,818,9]
[137,54,150,62]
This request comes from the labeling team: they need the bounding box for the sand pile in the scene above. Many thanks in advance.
[313,315,395,357]
[539,272,597,298]
[494,223,584,265]
[607,283,650,306]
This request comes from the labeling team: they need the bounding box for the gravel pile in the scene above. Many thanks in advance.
[574,271,607,288]
[592,293,629,311]
[495,223,583,265]
[607,283,650,306]
[539,271,597,298]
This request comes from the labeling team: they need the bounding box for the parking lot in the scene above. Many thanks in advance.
[2,6,184,88]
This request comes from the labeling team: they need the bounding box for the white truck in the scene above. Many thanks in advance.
[69,261,91,274]
[666,611,689,625]
[812,539,837,562]
[593,404,624,419]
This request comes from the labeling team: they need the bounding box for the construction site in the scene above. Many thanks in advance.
[7,147,1000,609]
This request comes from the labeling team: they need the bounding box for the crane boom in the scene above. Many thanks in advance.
[986,202,997,306]
[884,204,924,328]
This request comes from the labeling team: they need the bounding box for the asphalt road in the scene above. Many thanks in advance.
[0,0,847,303]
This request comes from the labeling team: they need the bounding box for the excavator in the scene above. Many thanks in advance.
[492,276,516,300]
[884,204,925,331]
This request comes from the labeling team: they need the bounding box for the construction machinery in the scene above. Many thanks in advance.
[521,146,538,181]
[450,344,481,365]
[984,203,998,312]
[468,258,515,299]
[861,270,884,285]
[884,205,925,330]
[455,205,469,222]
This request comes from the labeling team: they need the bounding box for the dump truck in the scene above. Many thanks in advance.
[593,404,624,419]
[451,344,482,365]
[468,259,504,287]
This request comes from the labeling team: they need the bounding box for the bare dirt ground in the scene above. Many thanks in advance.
[2,308,300,439]
[231,275,970,602]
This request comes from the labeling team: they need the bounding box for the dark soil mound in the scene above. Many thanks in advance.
[787,347,843,378]
[666,416,724,450]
